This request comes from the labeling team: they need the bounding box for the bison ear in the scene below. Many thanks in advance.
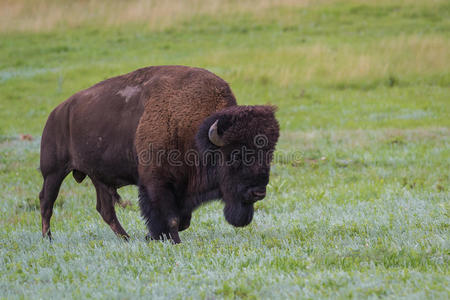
[268,105,278,113]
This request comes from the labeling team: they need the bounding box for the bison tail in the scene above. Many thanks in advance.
[72,170,87,183]
[111,189,123,206]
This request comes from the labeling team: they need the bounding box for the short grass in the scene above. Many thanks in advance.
[0,0,449,298]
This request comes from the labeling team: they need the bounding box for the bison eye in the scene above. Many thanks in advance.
[229,158,242,169]
[229,150,240,160]
[227,152,242,169]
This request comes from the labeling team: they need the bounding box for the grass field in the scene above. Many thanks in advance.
[0,0,449,298]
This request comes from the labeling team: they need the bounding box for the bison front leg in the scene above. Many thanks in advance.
[179,211,192,232]
[138,184,181,244]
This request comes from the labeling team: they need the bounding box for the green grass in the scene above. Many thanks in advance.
[0,0,449,298]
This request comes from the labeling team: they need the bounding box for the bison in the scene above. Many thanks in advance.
[39,65,279,243]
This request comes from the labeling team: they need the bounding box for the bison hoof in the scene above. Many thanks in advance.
[144,232,181,244]
[42,230,53,242]
[119,234,130,241]
[145,232,163,241]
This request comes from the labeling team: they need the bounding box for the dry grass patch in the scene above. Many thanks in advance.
[202,35,450,85]
[2,0,447,33]
[0,0,324,33]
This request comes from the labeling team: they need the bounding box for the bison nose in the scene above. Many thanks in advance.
[251,187,266,201]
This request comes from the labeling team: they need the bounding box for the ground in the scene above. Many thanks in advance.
[0,0,449,298]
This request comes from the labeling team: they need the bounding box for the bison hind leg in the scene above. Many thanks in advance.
[72,170,86,183]
[111,189,123,205]
[40,171,68,240]
[93,180,129,240]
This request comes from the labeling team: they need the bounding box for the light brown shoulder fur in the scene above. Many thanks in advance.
[134,66,236,177]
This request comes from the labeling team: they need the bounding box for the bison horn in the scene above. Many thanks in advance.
[208,120,225,147]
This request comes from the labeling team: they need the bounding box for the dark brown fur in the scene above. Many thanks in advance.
[39,65,279,243]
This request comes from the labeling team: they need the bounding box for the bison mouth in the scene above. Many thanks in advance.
[223,202,254,227]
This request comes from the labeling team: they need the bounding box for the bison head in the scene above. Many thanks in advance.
[196,105,279,227]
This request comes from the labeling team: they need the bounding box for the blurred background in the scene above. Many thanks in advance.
[1,0,448,134]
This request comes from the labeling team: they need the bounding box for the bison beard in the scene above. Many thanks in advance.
[39,65,279,244]
[224,202,254,227]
